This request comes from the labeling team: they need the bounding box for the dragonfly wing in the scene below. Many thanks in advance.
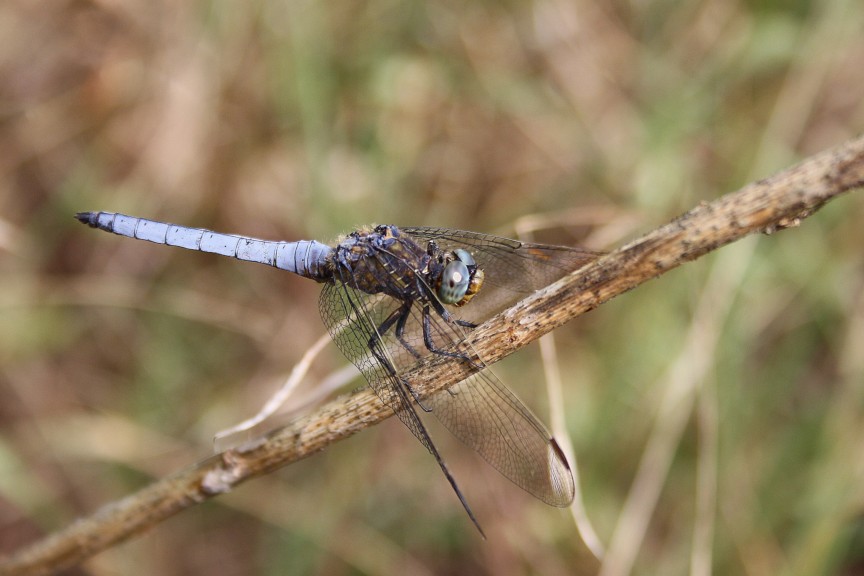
[427,370,575,506]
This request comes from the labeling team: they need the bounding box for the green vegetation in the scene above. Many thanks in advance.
[1,0,863,573]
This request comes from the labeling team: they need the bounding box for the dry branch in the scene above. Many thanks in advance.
[2,135,863,576]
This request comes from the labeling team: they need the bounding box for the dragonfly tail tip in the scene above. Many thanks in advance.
[75,212,96,227]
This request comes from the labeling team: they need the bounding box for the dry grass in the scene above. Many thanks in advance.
[2,0,864,574]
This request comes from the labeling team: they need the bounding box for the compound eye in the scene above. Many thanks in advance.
[438,260,470,304]
[453,249,475,266]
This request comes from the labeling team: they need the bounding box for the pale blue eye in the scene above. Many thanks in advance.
[438,260,470,304]
[454,249,475,266]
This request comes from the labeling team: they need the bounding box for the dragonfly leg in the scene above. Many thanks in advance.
[427,297,476,329]
[366,303,433,413]
[421,305,484,371]
[373,301,406,336]
[374,300,422,360]
[393,302,422,360]
[391,305,439,410]
[366,336,432,413]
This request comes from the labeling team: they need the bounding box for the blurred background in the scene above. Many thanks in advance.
[2,0,864,574]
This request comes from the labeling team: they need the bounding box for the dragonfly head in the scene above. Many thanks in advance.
[436,248,484,307]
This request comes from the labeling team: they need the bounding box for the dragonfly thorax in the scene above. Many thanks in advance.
[332,225,429,300]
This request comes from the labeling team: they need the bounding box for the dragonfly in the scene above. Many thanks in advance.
[76,211,602,534]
